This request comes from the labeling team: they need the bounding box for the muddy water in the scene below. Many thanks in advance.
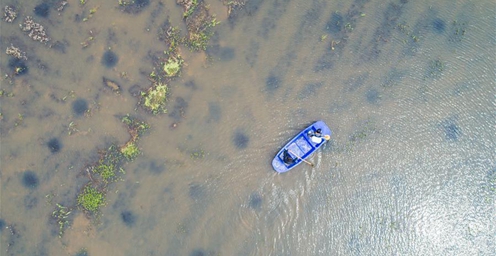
[1,0,495,255]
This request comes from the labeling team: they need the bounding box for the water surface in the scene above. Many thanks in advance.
[1,0,495,255]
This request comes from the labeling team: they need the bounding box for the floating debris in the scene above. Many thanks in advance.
[102,77,121,92]
[5,45,27,60]
[3,5,17,23]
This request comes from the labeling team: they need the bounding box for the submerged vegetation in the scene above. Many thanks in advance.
[5,0,222,243]
[46,115,149,236]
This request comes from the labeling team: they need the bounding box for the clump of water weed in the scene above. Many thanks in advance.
[52,203,71,238]
[77,185,105,212]
[93,145,125,183]
[120,141,140,160]
[163,57,183,77]
[121,114,150,138]
[141,83,168,114]
[177,0,220,51]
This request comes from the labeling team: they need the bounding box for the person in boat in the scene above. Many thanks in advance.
[308,128,324,143]
[283,149,294,165]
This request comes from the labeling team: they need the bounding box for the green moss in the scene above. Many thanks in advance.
[77,186,105,212]
[142,83,168,114]
[121,142,140,160]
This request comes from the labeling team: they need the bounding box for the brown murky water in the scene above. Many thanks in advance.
[1,0,495,255]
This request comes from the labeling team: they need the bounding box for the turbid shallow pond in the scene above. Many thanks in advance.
[1,0,495,255]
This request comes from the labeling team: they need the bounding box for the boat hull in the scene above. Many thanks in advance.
[272,120,332,173]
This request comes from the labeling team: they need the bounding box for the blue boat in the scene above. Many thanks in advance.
[272,120,332,173]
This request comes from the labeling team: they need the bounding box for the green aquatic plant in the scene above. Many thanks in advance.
[95,163,116,182]
[121,141,140,160]
[77,186,105,212]
[163,57,183,77]
[190,149,205,159]
[121,114,150,136]
[186,18,220,51]
[183,0,198,18]
[52,203,71,238]
[142,83,168,114]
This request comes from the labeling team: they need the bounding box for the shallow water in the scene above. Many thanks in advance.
[1,0,495,255]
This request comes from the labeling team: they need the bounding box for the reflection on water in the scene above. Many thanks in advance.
[1,0,495,255]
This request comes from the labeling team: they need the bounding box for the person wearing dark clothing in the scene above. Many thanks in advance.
[283,150,294,165]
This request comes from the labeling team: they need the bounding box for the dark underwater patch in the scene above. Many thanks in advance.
[207,102,221,123]
[120,0,150,14]
[190,249,206,256]
[348,233,361,255]
[381,68,405,88]
[361,3,405,61]
[22,170,39,189]
[34,3,50,18]
[168,97,188,121]
[47,138,62,153]
[314,54,334,72]
[432,18,446,34]
[344,73,369,92]
[297,82,323,100]
[365,89,380,104]
[184,80,197,89]
[233,130,249,149]
[148,160,165,174]
[101,50,119,68]
[425,59,444,79]
[248,192,262,210]
[0,219,5,231]
[325,13,344,34]
[128,84,143,97]
[189,183,204,200]
[265,75,281,92]
[121,210,136,227]
[245,40,259,67]
[72,98,88,116]
[8,58,28,75]
[257,0,290,39]
[207,46,235,61]
[24,195,38,209]
[75,249,88,256]
[442,120,461,141]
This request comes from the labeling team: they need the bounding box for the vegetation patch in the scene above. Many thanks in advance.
[77,185,105,212]
[178,0,220,51]
[141,83,168,114]
[163,57,183,77]
[93,145,125,183]
[121,141,140,160]
[52,203,71,238]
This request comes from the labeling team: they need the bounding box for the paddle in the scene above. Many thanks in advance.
[288,149,314,167]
